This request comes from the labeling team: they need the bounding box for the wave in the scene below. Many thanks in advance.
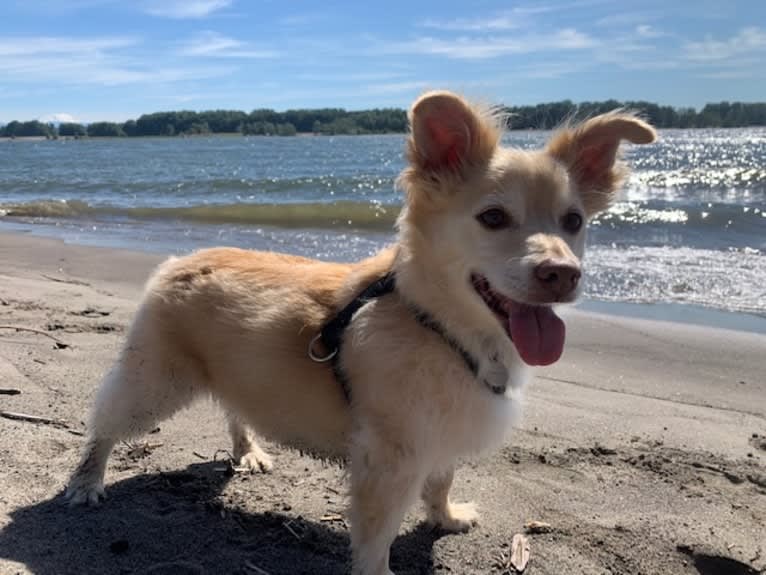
[0,199,400,230]
[0,174,400,198]
[584,245,766,317]
[592,201,765,238]
[2,198,764,240]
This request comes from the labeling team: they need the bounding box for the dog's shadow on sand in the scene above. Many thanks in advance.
[0,462,443,575]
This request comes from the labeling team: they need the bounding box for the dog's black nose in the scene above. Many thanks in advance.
[534,260,581,299]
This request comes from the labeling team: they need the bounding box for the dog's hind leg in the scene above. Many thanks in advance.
[421,467,478,533]
[66,327,203,505]
[228,415,273,473]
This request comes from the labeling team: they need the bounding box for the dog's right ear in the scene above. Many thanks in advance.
[407,91,500,177]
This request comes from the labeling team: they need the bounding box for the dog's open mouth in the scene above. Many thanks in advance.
[471,274,565,366]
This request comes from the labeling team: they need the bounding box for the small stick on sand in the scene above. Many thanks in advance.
[244,560,273,575]
[0,325,71,348]
[1,410,68,428]
[41,274,90,286]
[282,520,301,541]
[510,533,531,573]
[524,520,553,534]
[0,388,21,396]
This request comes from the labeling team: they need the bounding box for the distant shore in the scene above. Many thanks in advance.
[3,99,765,139]
[2,123,766,143]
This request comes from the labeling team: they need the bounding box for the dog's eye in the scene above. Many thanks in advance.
[561,211,583,234]
[476,208,511,230]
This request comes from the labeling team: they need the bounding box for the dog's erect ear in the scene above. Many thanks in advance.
[547,112,656,215]
[407,91,500,176]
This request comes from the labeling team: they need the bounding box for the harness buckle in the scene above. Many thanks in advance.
[308,333,337,363]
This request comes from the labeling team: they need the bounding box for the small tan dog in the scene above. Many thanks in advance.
[67,91,655,574]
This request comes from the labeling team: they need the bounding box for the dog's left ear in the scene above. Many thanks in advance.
[547,112,656,216]
[407,91,500,177]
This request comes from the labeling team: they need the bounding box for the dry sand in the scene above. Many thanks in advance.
[0,231,763,575]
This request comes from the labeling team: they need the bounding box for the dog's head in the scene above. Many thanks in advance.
[397,91,656,366]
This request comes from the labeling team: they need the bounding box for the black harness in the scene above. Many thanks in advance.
[309,272,502,402]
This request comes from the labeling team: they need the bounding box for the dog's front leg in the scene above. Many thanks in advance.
[422,467,478,532]
[349,434,422,575]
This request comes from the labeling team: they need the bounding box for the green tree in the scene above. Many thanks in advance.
[276,122,297,136]
[58,122,87,137]
[122,119,138,137]
[87,122,126,137]
[1,120,53,137]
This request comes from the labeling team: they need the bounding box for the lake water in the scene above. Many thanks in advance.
[1,129,764,329]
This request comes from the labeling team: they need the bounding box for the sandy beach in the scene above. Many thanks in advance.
[0,231,763,575]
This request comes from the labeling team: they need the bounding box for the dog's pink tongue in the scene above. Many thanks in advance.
[509,306,565,366]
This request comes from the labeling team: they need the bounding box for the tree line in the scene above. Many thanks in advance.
[2,101,765,138]
[504,100,766,130]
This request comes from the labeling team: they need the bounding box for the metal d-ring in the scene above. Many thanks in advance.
[308,333,337,363]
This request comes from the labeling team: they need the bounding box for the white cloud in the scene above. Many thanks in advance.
[513,60,591,79]
[421,14,520,32]
[362,81,431,95]
[381,29,596,60]
[420,1,616,32]
[635,24,664,39]
[684,27,766,61]
[596,11,658,27]
[179,31,278,58]
[698,68,765,79]
[142,0,231,19]
[40,112,78,123]
[0,35,234,87]
[0,36,137,56]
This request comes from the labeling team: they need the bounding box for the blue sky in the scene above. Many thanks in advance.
[1,0,765,123]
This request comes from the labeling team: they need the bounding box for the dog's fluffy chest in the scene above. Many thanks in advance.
[342,298,523,460]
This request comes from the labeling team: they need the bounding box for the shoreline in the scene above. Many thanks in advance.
[1,224,763,336]
[3,124,766,144]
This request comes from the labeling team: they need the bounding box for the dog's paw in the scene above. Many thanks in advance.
[431,501,479,533]
[65,478,105,506]
[237,449,273,474]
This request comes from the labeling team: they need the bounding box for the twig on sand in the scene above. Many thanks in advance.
[524,520,553,534]
[320,512,348,529]
[244,560,273,575]
[1,410,68,428]
[0,325,71,348]
[41,274,90,287]
[282,520,301,541]
[0,388,21,396]
[510,533,531,573]
[213,449,235,462]
[122,440,164,459]
[192,451,208,460]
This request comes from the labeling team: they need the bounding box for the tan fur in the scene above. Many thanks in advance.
[67,91,656,575]
[547,110,656,215]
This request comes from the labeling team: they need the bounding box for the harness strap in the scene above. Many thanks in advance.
[407,307,479,377]
[319,272,396,358]
[311,272,489,402]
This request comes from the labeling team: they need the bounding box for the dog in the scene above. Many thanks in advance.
[66,90,656,574]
